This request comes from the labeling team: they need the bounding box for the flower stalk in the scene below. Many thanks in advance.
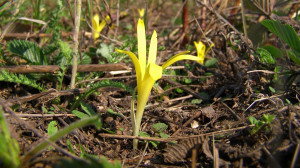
[116,19,209,149]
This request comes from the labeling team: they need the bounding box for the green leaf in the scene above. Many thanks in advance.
[184,78,192,84]
[249,116,257,125]
[47,121,58,136]
[288,50,300,65]
[107,108,124,118]
[139,131,150,137]
[191,99,203,104]
[66,139,75,154]
[159,133,170,139]
[262,114,275,124]
[204,58,217,67]
[176,88,183,93]
[80,102,96,116]
[261,19,300,52]
[269,86,276,93]
[72,110,89,119]
[257,48,276,64]
[152,123,168,133]
[0,69,45,91]
[261,45,283,58]
[7,40,47,65]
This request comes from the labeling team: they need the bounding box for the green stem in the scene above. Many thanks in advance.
[241,0,248,38]
[20,115,100,163]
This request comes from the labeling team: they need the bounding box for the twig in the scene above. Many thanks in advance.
[163,78,209,100]
[0,63,129,73]
[99,124,254,142]
[262,146,281,168]
[220,102,242,121]
[291,144,300,168]
[171,106,215,136]
[3,113,76,117]
[70,0,82,89]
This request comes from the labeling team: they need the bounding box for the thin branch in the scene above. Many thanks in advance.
[70,0,82,89]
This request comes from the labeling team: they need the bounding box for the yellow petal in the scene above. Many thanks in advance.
[115,49,143,91]
[173,50,191,56]
[138,8,145,18]
[162,54,201,70]
[194,41,206,64]
[146,63,162,81]
[205,43,214,55]
[137,19,146,76]
[92,14,100,39]
[148,30,157,65]
[98,15,110,36]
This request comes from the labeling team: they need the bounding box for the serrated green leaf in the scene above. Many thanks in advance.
[7,40,47,65]
[0,69,45,91]
[152,123,168,133]
[72,110,89,119]
[261,19,300,52]
[257,48,275,64]
[288,50,300,65]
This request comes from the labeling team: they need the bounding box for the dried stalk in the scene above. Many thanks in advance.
[70,0,82,89]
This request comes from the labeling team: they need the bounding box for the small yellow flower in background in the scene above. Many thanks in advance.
[92,14,110,40]
[116,19,202,149]
[137,8,145,18]
[194,41,214,64]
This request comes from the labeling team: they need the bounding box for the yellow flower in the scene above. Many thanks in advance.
[137,8,145,18]
[92,14,110,40]
[194,41,214,64]
[116,19,201,149]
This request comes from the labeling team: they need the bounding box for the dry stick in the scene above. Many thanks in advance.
[70,0,82,89]
[241,0,248,39]
[0,63,129,73]
[291,144,300,168]
[113,0,120,40]
[99,124,253,142]
[66,0,75,25]
[197,0,254,55]
[220,101,242,121]
[181,0,189,46]
[262,146,281,168]
[6,88,85,106]
[163,78,208,100]
[171,106,213,136]
[3,113,76,117]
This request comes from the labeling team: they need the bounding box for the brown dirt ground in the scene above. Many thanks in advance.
[0,0,300,168]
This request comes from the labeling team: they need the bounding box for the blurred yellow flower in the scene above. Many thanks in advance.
[137,8,144,18]
[92,14,110,40]
[194,41,214,64]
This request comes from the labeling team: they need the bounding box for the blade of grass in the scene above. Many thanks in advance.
[20,115,100,163]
